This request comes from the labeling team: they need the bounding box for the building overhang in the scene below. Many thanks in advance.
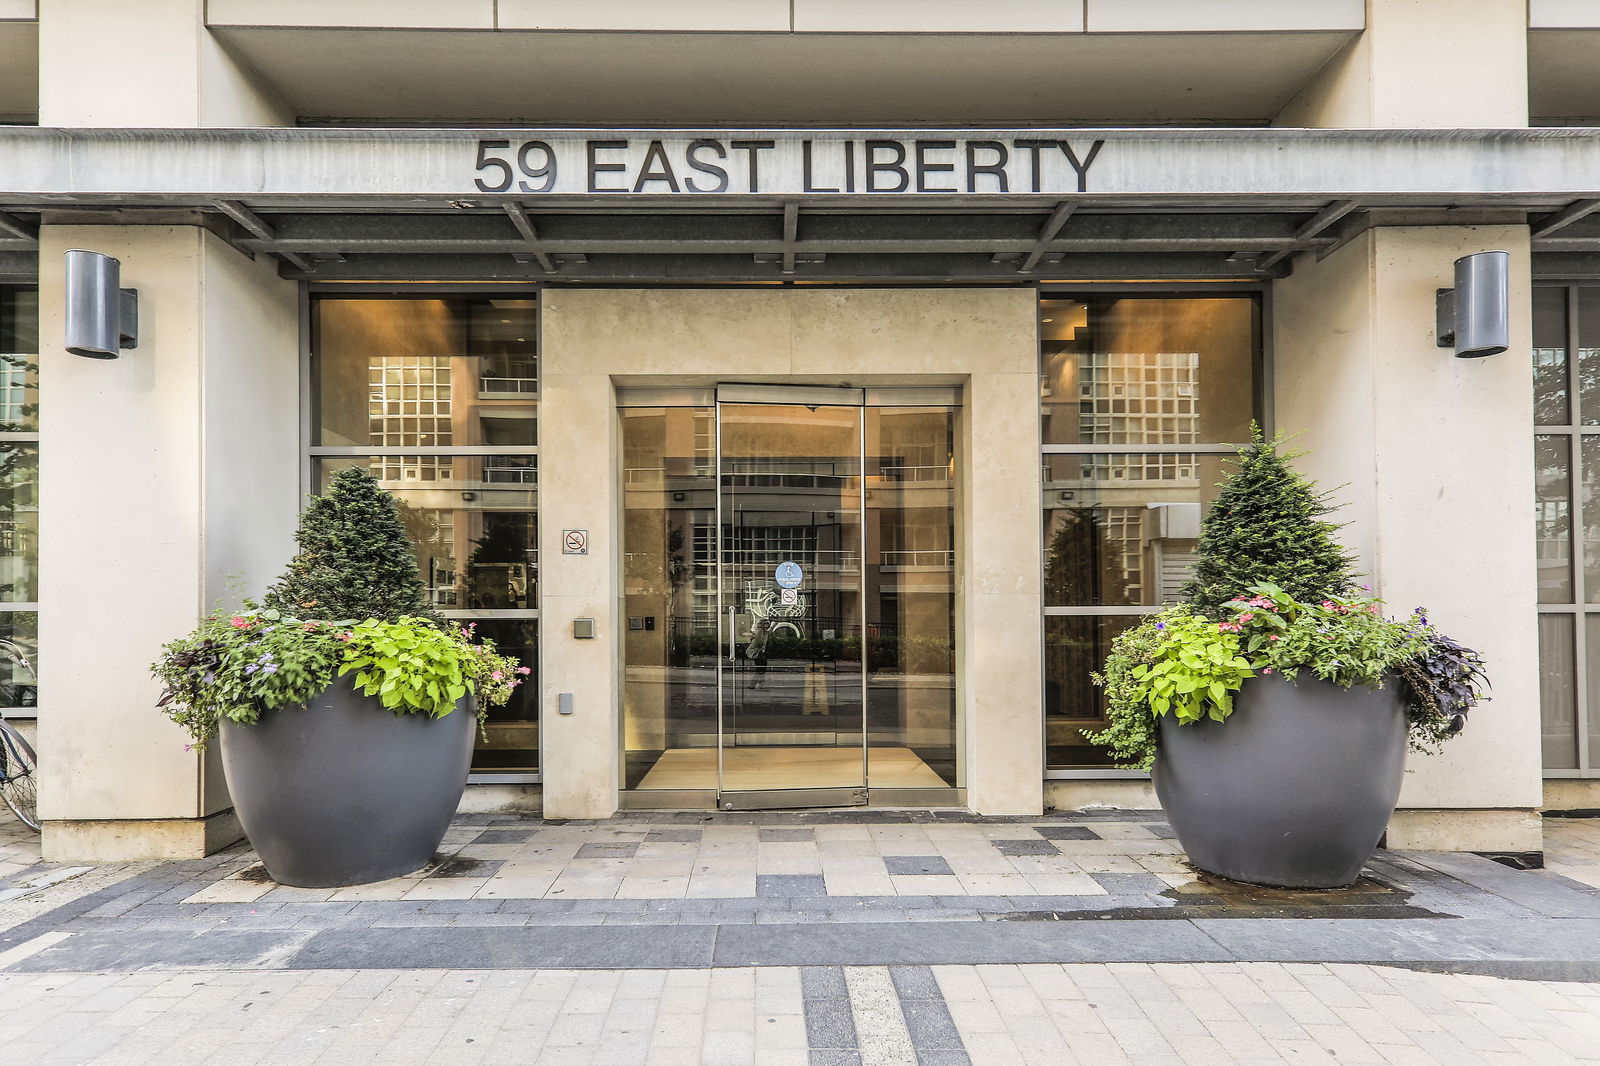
[1,126,1598,283]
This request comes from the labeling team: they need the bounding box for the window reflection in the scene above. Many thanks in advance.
[316,457,536,611]
[1534,287,1569,427]
[471,620,538,773]
[316,298,537,448]
[1043,453,1225,607]
[1537,435,1574,604]
[1040,296,1254,447]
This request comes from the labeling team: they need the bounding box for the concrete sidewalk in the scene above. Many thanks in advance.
[6,811,1600,1064]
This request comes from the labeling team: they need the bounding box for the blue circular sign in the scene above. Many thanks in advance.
[775,561,803,589]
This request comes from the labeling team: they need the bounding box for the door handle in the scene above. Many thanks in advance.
[727,605,736,664]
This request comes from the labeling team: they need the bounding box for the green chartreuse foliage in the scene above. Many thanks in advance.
[339,616,470,718]
[263,466,437,623]
[1181,428,1359,618]
[1085,608,1254,771]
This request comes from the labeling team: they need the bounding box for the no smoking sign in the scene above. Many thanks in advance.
[561,529,588,555]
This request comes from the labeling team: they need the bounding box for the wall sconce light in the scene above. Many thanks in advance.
[64,249,139,358]
[1436,250,1509,358]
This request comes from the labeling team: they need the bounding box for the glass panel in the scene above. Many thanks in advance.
[867,407,958,788]
[470,619,538,772]
[315,457,537,610]
[620,407,718,790]
[1045,614,1143,769]
[315,297,537,447]
[1534,287,1570,426]
[0,287,38,433]
[1043,452,1225,607]
[1040,296,1255,447]
[1542,614,1579,769]
[1538,435,1574,603]
[0,611,36,710]
[720,403,866,794]
[1581,287,1600,425]
[1584,437,1600,604]
[0,443,37,604]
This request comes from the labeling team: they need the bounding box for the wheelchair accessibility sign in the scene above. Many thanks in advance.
[775,561,803,589]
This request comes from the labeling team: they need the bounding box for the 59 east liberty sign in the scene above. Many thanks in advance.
[473,135,1107,196]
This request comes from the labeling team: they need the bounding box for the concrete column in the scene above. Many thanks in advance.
[38,0,290,127]
[1276,0,1528,128]
[37,226,299,859]
[961,369,1045,814]
[535,371,623,819]
[1273,226,1542,852]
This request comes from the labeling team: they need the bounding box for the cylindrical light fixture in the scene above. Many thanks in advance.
[1453,250,1510,358]
[64,249,138,358]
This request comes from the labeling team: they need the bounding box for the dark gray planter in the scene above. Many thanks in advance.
[219,678,476,888]
[1151,673,1407,889]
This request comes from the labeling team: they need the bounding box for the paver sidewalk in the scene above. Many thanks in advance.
[7,810,1600,1063]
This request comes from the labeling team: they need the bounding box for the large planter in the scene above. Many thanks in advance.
[220,677,476,888]
[1151,673,1407,889]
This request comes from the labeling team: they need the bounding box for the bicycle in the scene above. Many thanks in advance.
[0,714,36,831]
[0,639,38,831]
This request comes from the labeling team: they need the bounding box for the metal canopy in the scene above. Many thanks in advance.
[0,126,1597,283]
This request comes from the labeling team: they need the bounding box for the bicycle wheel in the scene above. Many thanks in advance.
[0,721,38,832]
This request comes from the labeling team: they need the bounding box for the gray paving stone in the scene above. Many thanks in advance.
[1399,852,1600,918]
[809,1051,862,1066]
[900,1001,964,1051]
[644,829,703,843]
[714,920,1229,966]
[759,875,827,897]
[575,842,640,859]
[992,839,1059,857]
[285,924,718,969]
[888,965,942,999]
[802,966,849,998]
[914,1052,972,1066]
[884,856,954,877]
[1090,873,1169,895]
[8,928,313,972]
[760,828,816,842]
[803,997,858,1051]
[1196,917,1600,963]
[471,828,538,844]
[1034,825,1102,840]
[431,857,505,878]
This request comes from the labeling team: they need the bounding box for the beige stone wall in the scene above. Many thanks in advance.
[38,0,290,126]
[539,288,1042,817]
[36,226,298,860]
[1276,0,1528,128]
[1273,226,1542,851]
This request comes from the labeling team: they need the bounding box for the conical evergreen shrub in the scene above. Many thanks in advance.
[263,467,437,623]
[1181,428,1359,618]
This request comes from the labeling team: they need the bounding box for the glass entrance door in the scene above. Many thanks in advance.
[717,396,867,809]
[620,385,962,810]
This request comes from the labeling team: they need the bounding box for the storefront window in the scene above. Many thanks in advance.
[1040,294,1259,771]
[0,287,37,714]
[311,296,538,775]
[1532,284,1600,774]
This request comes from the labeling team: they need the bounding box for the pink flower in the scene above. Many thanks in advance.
[1239,613,1256,623]
[491,671,504,681]
[1268,634,1280,641]
[516,666,532,675]
[1263,668,1274,674]
[230,616,251,629]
